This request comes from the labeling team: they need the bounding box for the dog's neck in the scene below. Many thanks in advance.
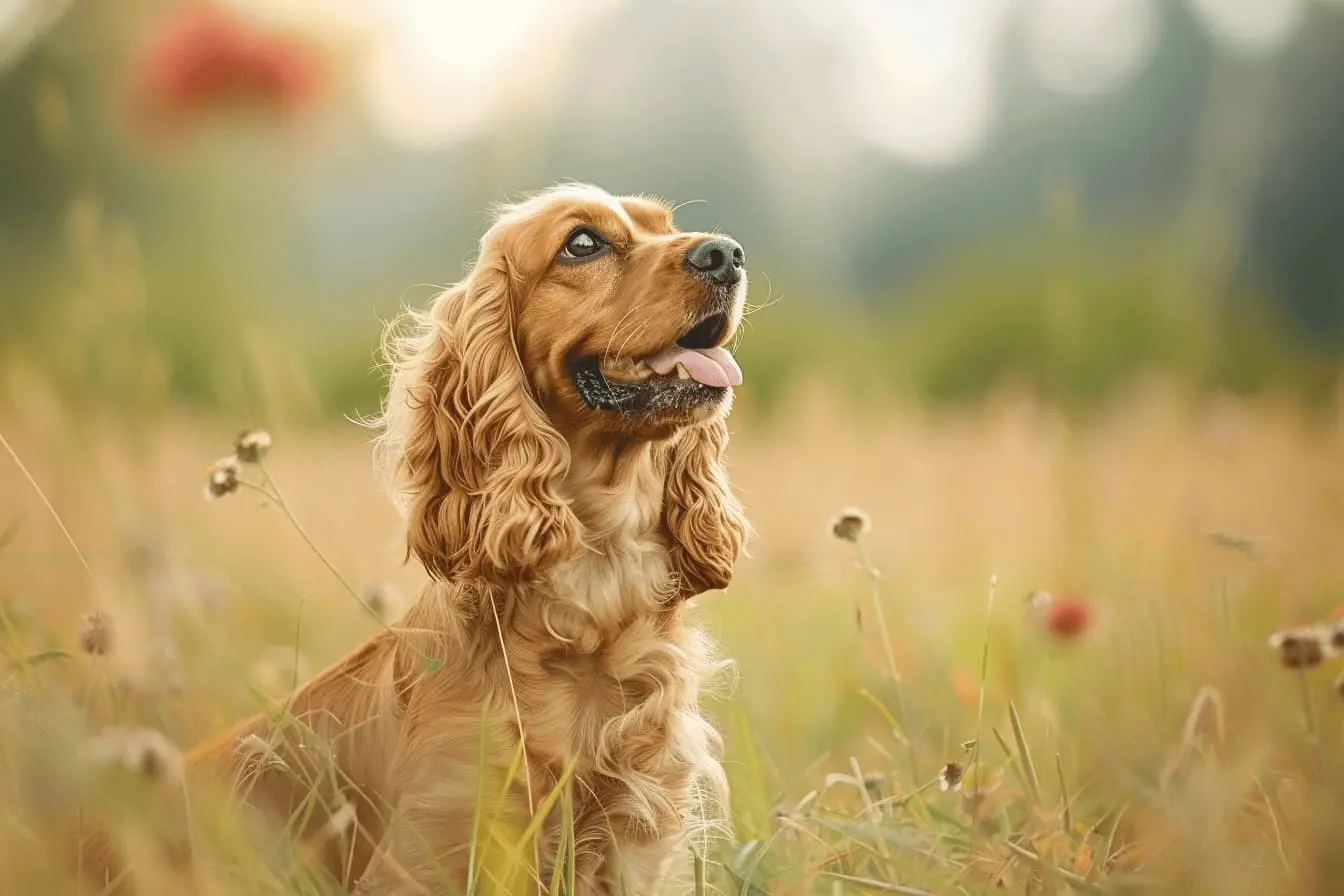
[547,439,677,637]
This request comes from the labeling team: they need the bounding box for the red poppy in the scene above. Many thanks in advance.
[1044,597,1092,639]
[130,4,326,134]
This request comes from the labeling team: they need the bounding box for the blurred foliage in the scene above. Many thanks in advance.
[1,0,1341,426]
[3,203,1339,427]
[738,228,1337,418]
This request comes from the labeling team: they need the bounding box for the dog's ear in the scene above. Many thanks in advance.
[379,245,584,586]
[660,415,749,599]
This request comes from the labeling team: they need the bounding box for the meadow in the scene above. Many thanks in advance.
[2,374,1343,894]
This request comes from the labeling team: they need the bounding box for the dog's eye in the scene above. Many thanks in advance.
[559,228,607,262]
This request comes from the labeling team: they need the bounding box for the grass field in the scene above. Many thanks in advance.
[3,379,1344,894]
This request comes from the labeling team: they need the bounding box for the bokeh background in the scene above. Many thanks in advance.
[4,1,1344,894]
[4,0,1344,420]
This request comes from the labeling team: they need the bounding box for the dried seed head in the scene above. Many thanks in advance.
[939,761,965,792]
[324,798,357,839]
[233,429,272,464]
[235,733,290,773]
[1331,620,1344,652]
[830,507,871,543]
[205,455,240,500]
[1268,627,1331,670]
[77,610,114,656]
[359,580,405,623]
[83,727,183,786]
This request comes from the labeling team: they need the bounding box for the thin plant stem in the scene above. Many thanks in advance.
[1297,669,1317,740]
[0,428,102,595]
[1008,700,1042,805]
[1056,753,1073,834]
[76,654,99,894]
[238,465,442,670]
[856,542,903,685]
[971,574,998,793]
[855,539,916,780]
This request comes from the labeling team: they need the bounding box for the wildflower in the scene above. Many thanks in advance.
[130,5,326,135]
[939,761,965,792]
[77,610,114,656]
[205,455,240,500]
[83,727,184,786]
[233,429,272,464]
[830,507,871,542]
[359,580,405,623]
[1044,597,1092,639]
[1268,627,1331,670]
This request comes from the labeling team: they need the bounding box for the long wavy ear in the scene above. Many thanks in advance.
[660,416,750,599]
[377,249,584,585]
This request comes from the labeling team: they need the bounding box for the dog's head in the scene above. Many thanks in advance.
[379,184,749,593]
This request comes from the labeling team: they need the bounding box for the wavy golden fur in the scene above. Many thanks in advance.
[78,183,751,894]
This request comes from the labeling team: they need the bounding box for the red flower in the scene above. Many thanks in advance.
[130,4,326,134]
[1044,597,1092,639]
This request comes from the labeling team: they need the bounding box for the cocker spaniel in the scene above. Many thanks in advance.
[80,183,750,895]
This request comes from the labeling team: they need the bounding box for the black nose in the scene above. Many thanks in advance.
[685,237,745,285]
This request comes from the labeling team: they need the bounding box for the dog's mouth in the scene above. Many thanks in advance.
[569,311,742,413]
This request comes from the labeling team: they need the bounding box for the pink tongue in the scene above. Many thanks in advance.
[646,345,743,388]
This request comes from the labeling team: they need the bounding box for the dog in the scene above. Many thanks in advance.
[79,183,751,895]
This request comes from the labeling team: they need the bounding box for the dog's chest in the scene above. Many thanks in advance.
[530,619,710,847]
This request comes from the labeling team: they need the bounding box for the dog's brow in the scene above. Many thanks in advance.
[620,198,676,235]
[568,202,633,245]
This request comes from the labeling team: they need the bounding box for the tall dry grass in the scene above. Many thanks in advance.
[2,378,1343,893]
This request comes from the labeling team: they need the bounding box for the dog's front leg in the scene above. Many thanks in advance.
[595,835,681,896]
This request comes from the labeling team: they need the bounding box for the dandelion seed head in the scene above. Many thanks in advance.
[236,733,291,773]
[325,799,357,839]
[234,429,272,464]
[1268,626,1330,670]
[205,455,240,500]
[77,610,114,656]
[830,507,871,543]
[84,727,183,786]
